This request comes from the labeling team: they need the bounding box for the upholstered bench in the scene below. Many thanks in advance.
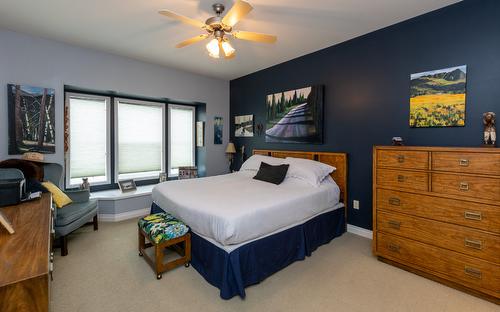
[138,213,191,279]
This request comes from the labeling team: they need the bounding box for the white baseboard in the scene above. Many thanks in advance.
[99,207,149,222]
[347,224,373,239]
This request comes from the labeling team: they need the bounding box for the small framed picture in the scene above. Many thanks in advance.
[159,172,167,183]
[118,179,137,193]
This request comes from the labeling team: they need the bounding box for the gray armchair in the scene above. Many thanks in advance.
[43,163,98,256]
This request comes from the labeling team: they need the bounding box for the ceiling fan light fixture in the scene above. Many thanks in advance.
[221,40,235,57]
[206,38,220,58]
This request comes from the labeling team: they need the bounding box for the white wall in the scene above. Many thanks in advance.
[0,29,230,176]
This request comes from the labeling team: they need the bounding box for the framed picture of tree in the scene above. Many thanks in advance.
[265,85,324,143]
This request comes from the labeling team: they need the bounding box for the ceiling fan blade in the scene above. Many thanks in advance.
[222,0,253,27]
[232,31,277,43]
[159,10,207,29]
[175,34,209,48]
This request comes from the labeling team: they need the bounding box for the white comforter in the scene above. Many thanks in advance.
[152,171,340,246]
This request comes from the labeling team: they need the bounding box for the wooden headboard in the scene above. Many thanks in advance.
[253,149,348,207]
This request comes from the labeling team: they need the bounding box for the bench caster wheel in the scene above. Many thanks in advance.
[139,251,143,257]
[157,274,162,280]
[184,262,190,268]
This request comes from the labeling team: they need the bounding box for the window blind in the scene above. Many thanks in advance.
[69,97,108,184]
[117,101,164,178]
[169,105,195,175]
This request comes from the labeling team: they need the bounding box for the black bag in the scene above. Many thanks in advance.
[0,178,25,207]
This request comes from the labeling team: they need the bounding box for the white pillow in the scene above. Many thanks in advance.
[285,157,336,187]
[240,154,284,171]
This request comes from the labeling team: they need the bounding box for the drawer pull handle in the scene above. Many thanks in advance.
[464,239,483,250]
[388,243,400,253]
[389,197,401,206]
[464,211,482,221]
[459,159,470,167]
[388,220,401,230]
[459,182,469,191]
[397,175,406,182]
[397,155,405,163]
[464,267,482,279]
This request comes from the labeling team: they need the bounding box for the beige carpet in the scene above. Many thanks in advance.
[51,219,497,312]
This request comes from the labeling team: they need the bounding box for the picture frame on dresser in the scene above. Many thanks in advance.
[372,146,500,304]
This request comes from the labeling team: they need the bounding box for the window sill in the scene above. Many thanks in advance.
[90,184,157,200]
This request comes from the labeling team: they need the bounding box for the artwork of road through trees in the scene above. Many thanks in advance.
[265,85,323,143]
[8,84,56,154]
[410,65,467,128]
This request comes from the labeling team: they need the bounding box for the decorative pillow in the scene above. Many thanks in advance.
[253,162,290,185]
[240,155,284,171]
[41,181,73,208]
[285,157,336,187]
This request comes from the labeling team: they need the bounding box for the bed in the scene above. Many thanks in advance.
[151,149,348,299]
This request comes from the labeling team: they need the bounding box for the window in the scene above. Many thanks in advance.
[66,94,111,188]
[65,90,197,190]
[115,99,165,181]
[168,105,195,177]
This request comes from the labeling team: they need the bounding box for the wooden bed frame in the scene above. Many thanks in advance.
[253,149,348,222]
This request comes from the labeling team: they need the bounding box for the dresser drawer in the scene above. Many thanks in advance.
[377,189,500,234]
[377,211,500,263]
[377,150,428,170]
[432,152,500,175]
[377,169,428,192]
[432,173,500,201]
[377,232,500,295]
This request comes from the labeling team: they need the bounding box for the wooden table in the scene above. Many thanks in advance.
[0,194,53,312]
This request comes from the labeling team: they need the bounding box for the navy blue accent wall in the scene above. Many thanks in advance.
[230,0,500,230]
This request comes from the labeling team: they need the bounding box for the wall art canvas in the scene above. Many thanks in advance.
[8,84,56,154]
[266,85,323,143]
[235,114,254,137]
[214,116,223,144]
[410,65,467,128]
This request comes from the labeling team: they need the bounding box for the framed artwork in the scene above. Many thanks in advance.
[196,121,204,147]
[214,116,223,144]
[410,65,467,128]
[118,179,137,193]
[265,85,323,143]
[235,114,254,137]
[8,84,56,154]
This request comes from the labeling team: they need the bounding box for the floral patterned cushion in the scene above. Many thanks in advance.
[138,213,189,244]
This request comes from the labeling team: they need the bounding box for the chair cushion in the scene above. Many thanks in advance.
[55,199,98,227]
[42,181,72,208]
[138,213,189,244]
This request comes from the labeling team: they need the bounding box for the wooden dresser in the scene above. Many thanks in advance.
[373,146,500,304]
[0,194,54,312]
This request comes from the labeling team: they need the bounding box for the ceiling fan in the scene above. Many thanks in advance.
[159,0,277,59]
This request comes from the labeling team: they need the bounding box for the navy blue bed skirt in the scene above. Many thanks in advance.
[151,203,346,299]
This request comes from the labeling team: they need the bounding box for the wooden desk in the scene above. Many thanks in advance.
[0,194,53,312]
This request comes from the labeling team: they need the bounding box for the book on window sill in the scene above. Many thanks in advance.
[0,210,15,234]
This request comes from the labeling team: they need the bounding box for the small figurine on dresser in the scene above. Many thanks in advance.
[483,112,496,146]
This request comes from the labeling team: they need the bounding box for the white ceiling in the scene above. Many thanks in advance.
[0,0,461,80]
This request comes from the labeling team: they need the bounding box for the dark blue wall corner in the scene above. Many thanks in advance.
[229,0,500,230]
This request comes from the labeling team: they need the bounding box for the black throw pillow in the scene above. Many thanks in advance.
[253,162,289,185]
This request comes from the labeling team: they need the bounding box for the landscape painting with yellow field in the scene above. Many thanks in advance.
[410,65,467,127]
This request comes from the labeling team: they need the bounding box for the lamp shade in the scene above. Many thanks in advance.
[225,142,236,154]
